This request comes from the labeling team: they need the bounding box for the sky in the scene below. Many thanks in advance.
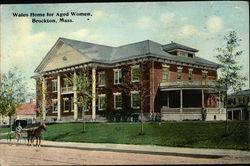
[0,1,249,96]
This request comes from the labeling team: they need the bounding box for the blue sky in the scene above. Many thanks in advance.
[1,1,249,95]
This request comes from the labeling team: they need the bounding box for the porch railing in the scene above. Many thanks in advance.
[160,80,217,88]
[161,107,222,114]
[61,86,73,94]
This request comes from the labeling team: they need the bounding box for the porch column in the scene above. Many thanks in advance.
[57,74,61,121]
[218,91,221,113]
[240,109,243,120]
[180,89,183,113]
[42,77,46,121]
[92,67,96,120]
[73,70,78,120]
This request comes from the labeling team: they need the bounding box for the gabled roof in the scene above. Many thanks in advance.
[16,101,36,115]
[34,38,219,73]
[162,42,199,52]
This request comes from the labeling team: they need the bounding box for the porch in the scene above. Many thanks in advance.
[159,82,226,121]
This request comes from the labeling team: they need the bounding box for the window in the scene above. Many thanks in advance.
[177,67,183,80]
[52,80,58,92]
[162,65,169,82]
[114,93,122,109]
[98,94,106,111]
[188,69,193,81]
[239,97,244,105]
[188,53,194,58]
[63,78,72,87]
[63,98,70,112]
[98,72,106,86]
[131,91,140,108]
[202,71,208,85]
[114,69,122,84]
[131,65,140,82]
[52,99,58,113]
[179,52,188,57]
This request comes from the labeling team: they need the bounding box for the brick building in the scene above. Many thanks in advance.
[33,38,226,122]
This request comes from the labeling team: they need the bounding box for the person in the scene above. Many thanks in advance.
[16,122,22,143]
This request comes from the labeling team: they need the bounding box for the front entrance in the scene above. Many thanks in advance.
[78,106,83,119]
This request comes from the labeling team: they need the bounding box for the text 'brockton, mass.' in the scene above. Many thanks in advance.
[12,12,92,23]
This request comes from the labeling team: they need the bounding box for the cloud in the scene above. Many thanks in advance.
[206,16,223,33]
[70,29,90,39]
[136,17,155,28]
[91,10,117,22]
[3,17,48,69]
[68,29,103,42]
[177,25,198,39]
[160,12,174,26]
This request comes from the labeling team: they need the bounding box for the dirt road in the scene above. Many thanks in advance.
[0,144,248,165]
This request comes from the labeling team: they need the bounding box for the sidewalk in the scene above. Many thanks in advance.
[0,139,249,162]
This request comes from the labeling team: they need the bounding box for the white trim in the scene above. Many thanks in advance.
[177,66,183,70]
[131,65,140,82]
[202,70,208,73]
[114,69,122,85]
[162,64,170,68]
[52,79,58,92]
[98,94,106,111]
[131,91,140,109]
[52,99,58,113]
[98,71,106,87]
[63,98,69,112]
[113,92,122,109]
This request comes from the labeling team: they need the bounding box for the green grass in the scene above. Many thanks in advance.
[0,127,10,134]
[42,121,249,150]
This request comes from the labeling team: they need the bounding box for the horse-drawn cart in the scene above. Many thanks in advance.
[8,120,40,143]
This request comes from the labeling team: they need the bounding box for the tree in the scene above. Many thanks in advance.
[67,69,92,132]
[215,30,247,134]
[36,77,49,124]
[0,67,30,128]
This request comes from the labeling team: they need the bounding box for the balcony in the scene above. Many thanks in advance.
[160,80,217,90]
[61,86,73,94]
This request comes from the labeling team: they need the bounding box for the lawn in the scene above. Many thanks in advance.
[42,121,249,150]
[0,127,10,134]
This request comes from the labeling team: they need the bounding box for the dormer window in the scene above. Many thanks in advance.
[188,53,194,58]
[179,51,188,58]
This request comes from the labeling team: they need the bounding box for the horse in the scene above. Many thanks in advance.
[27,124,47,147]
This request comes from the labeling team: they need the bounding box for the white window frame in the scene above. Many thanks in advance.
[162,64,170,83]
[177,66,183,80]
[188,68,193,81]
[131,91,140,109]
[114,69,122,85]
[52,99,58,113]
[114,92,122,110]
[52,79,58,92]
[98,71,106,87]
[131,65,140,82]
[98,94,106,111]
[63,98,70,112]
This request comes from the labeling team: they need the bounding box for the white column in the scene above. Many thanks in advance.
[240,109,243,120]
[42,77,46,121]
[73,70,78,120]
[57,74,61,121]
[202,89,204,108]
[92,67,96,120]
